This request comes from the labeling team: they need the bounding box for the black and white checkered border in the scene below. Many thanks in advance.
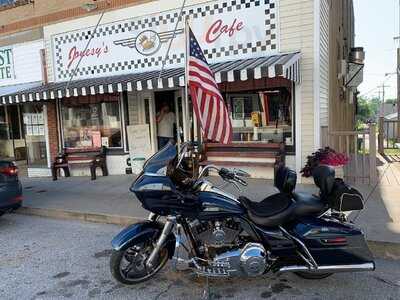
[57,40,275,79]
[54,0,277,81]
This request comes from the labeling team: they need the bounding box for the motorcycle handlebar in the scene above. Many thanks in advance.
[218,167,248,187]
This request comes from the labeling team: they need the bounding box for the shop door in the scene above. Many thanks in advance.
[140,92,157,153]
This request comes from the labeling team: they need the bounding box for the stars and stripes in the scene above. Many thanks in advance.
[188,27,232,144]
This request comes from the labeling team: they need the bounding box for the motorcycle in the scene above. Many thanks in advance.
[110,142,375,284]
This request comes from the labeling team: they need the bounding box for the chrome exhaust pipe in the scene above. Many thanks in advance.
[279,262,375,273]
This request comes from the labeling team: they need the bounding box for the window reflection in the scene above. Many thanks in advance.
[227,90,293,147]
[61,95,122,149]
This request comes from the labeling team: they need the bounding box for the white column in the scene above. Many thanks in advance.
[295,83,303,181]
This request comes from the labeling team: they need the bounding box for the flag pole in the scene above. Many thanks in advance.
[184,16,190,143]
[158,0,187,82]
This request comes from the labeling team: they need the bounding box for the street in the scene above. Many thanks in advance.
[0,214,399,300]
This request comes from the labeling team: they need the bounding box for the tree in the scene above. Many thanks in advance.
[357,96,379,123]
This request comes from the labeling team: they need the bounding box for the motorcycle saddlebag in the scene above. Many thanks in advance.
[327,179,364,211]
[292,218,374,266]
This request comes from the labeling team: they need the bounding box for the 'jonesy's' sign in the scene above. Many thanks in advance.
[52,0,278,82]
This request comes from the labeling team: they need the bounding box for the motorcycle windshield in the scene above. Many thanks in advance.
[142,142,177,175]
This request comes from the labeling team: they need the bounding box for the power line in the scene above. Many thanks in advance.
[359,73,395,98]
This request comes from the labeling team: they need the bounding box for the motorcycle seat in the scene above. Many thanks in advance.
[292,192,327,216]
[239,194,296,227]
[239,192,327,228]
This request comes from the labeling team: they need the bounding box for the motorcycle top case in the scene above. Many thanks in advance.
[327,179,364,211]
[291,217,374,266]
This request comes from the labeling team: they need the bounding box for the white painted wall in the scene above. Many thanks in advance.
[279,0,316,174]
[0,39,44,87]
[319,0,329,128]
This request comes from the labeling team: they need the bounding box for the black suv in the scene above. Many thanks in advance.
[0,160,22,216]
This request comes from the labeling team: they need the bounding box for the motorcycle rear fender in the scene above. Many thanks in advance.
[111,220,176,258]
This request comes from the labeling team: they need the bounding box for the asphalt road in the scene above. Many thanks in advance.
[0,214,399,300]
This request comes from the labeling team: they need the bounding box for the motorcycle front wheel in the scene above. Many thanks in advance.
[110,238,170,285]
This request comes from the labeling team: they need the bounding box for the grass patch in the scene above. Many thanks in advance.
[384,148,400,156]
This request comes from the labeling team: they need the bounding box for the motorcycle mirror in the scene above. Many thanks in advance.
[234,169,250,178]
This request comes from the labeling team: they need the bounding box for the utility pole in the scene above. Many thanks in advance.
[377,83,389,154]
[379,83,390,118]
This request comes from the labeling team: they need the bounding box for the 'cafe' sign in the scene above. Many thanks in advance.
[52,0,278,82]
[0,47,14,82]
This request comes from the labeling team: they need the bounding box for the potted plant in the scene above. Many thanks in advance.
[301,147,349,179]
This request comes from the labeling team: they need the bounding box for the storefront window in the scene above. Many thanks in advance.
[0,106,11,158]
[228,90,293,148]
[0,106,8,139]
[61,95,122,149]
[23,104,47,167]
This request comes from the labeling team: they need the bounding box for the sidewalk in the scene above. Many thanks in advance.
[18,168,400,257]
[19,175,316,221]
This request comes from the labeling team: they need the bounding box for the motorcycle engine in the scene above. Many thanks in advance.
[190,219,241,248]
[189,219,269,276]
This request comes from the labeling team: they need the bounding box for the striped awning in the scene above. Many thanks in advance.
[1,52,300,105]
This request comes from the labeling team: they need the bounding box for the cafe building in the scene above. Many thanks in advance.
[0,28,51,176]
[0,0,363,180]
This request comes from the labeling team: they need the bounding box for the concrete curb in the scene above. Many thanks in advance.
[16,206,144,226]
[16,206,400,261]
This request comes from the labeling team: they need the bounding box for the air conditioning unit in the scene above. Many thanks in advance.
[349,47,365,64]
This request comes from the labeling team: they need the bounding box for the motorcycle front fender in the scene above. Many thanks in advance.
[111,220,176,258]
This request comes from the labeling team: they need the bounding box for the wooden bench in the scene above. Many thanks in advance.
[51,147,108,181]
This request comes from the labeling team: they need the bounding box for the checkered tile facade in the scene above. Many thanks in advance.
[53,0,278,81]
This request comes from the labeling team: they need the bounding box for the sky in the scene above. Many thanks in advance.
[354,0,399,100]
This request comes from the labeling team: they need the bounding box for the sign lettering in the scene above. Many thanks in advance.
[67,43,109,69]
[205,18,244,44]
[0,47,14,81]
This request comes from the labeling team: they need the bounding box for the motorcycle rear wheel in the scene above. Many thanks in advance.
[294,271,333,280]
[110,239,169,285]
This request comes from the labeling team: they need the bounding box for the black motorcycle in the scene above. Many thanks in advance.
[110,142,374,284]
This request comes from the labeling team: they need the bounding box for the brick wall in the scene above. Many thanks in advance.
[0,0,153,36]
[46,102,59,163]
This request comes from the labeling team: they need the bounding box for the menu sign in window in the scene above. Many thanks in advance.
[0,47,14,83]
[23,112,45,136]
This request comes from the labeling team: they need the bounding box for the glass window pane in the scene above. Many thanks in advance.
[0,106,11,158]
[229,91,293,145]
[61,97,122,149]
[23,104,47,167]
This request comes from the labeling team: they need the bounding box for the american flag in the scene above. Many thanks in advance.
[188,27,232,144]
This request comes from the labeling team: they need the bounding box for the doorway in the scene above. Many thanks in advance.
[154,90,183,149]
